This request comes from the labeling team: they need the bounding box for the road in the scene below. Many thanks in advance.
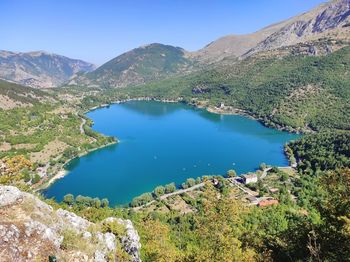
[133,182,205,210]
[159,183,205,200]
[80,117,86,134]
[228,178,258,197]
[260,167,272,179]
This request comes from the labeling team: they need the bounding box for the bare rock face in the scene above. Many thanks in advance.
[0,186,141,262]
[104,217,142,262]
[56,208,92,232]
[245,0,350,57]
[192,0,350,63]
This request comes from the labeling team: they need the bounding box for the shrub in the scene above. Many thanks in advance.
[101,219,126,237]
[227,170,237,177]
[63,194,74,206]
[164,183,176,194]
[153,186,165,197]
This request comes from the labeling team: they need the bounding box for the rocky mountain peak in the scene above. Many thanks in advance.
[244,0,350,57]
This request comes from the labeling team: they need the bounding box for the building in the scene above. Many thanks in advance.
[243,174,258,185]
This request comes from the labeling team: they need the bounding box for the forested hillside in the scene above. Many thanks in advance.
[118,45,350,132]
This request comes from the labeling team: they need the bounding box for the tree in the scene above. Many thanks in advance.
[23,172,31,183]
[181,183,189,189]
[32,174,41,184]
[101,198,109,208]
[192,183,256,261]
[63,194,74,206]
[227,169,237,177]
[93,198,101,208]
[164,183,176,194]
[186,178,196,187]
[138,219,183,261]
[75,195,92,206]
[260,163,267,170]
[153,186,165,197]
[280,172,289,182]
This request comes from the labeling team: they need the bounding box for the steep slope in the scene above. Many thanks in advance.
[117,44,350,132]
[0,51,95,88]
[0,79,54,109]
[245,0,350,56]
[69,43,194,88]
[190,20,290,63]
[0,186,141,262]
[192,0,350,62]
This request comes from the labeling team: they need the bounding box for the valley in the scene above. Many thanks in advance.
[1,0,350,261]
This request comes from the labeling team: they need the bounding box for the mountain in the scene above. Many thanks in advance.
[189,20,291,63]
[245,0,350,57]
[0,50,95,88]
[118,44,350,132]
[192,0,350,62]
[70,0,350,89]
[69,43,194,88]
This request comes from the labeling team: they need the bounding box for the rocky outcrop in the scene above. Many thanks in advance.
[104,217,141,262]
[0,186,141,262]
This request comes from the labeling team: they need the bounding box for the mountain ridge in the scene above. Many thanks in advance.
[68,43,194,88]
[70,0,350,88]
[0,50,95,88]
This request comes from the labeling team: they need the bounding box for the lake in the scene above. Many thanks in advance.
[44,101,300,206]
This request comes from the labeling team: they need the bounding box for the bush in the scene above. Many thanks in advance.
[32,174,41,184]
[101,198,109,208]
[186,178,196,187]
[227,170,237,177]
[101,219,126,237]
[63,194,75,206]
[181,183,189,189]
[130,192,153,207]
[93,198,101,208]
[153,186,165,197]
[164,183,176,194]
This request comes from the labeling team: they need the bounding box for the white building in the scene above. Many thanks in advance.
[243,174,258,184]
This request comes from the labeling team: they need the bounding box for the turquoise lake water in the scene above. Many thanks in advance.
[44,101,300,206]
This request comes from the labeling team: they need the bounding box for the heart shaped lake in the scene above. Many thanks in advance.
[44,101,300,206]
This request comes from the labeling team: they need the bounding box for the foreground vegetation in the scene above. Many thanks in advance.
[50,168,350,261]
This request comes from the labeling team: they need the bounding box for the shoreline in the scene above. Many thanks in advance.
[36,141,117,192]
[39,96,302,193]
[93,96,311,134]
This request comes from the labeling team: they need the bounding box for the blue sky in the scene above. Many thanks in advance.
[1,0,326,65]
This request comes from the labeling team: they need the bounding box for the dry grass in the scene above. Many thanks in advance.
[30,139,68,163]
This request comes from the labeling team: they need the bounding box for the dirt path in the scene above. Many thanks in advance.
[133,182,205,210]
[80,117,86,134]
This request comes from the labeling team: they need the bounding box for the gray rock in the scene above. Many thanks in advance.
[94,250,107,262]
[0,186,22,207]
[83,231,92,239]
[104,217,142,262]
[24,220,63,249]
[56,208,91,232]
[104,232,116,251]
